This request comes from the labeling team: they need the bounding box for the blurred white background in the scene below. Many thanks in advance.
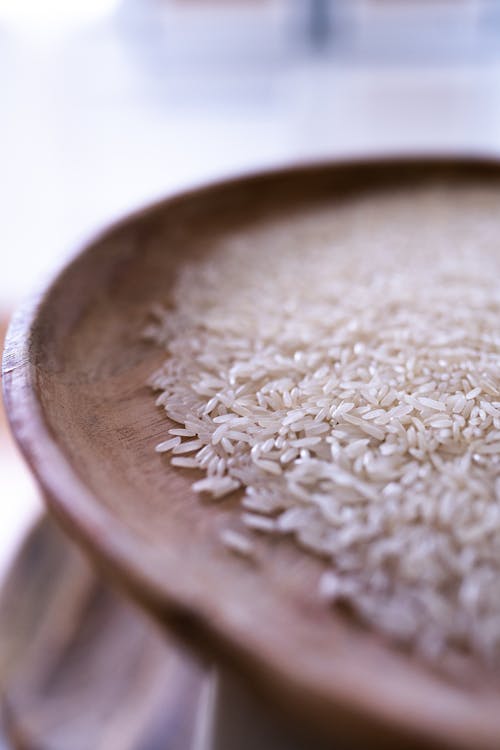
[2,0,500,580]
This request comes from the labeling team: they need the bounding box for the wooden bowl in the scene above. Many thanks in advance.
[0,516,206,750]
[5,157,500,750]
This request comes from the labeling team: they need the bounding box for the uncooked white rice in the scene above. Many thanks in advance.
[146,184,500,668]
[219,528,255,557]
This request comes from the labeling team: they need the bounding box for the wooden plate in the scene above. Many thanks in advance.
[5,157,500,750]
[0,516,206,750]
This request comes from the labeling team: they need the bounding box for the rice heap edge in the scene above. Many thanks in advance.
[146,185,500,670]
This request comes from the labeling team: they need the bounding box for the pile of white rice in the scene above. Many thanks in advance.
[146,185,500,668]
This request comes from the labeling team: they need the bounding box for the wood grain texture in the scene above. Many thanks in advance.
[4,157,500,750]
[0,516,206,750]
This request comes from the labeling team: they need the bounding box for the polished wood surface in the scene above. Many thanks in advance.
[5,158,500,749]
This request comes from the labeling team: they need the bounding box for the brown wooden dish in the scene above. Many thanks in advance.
[4,157,500,750]
[0,516,206,750]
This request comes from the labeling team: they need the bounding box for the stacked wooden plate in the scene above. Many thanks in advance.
[4,158,500,749]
